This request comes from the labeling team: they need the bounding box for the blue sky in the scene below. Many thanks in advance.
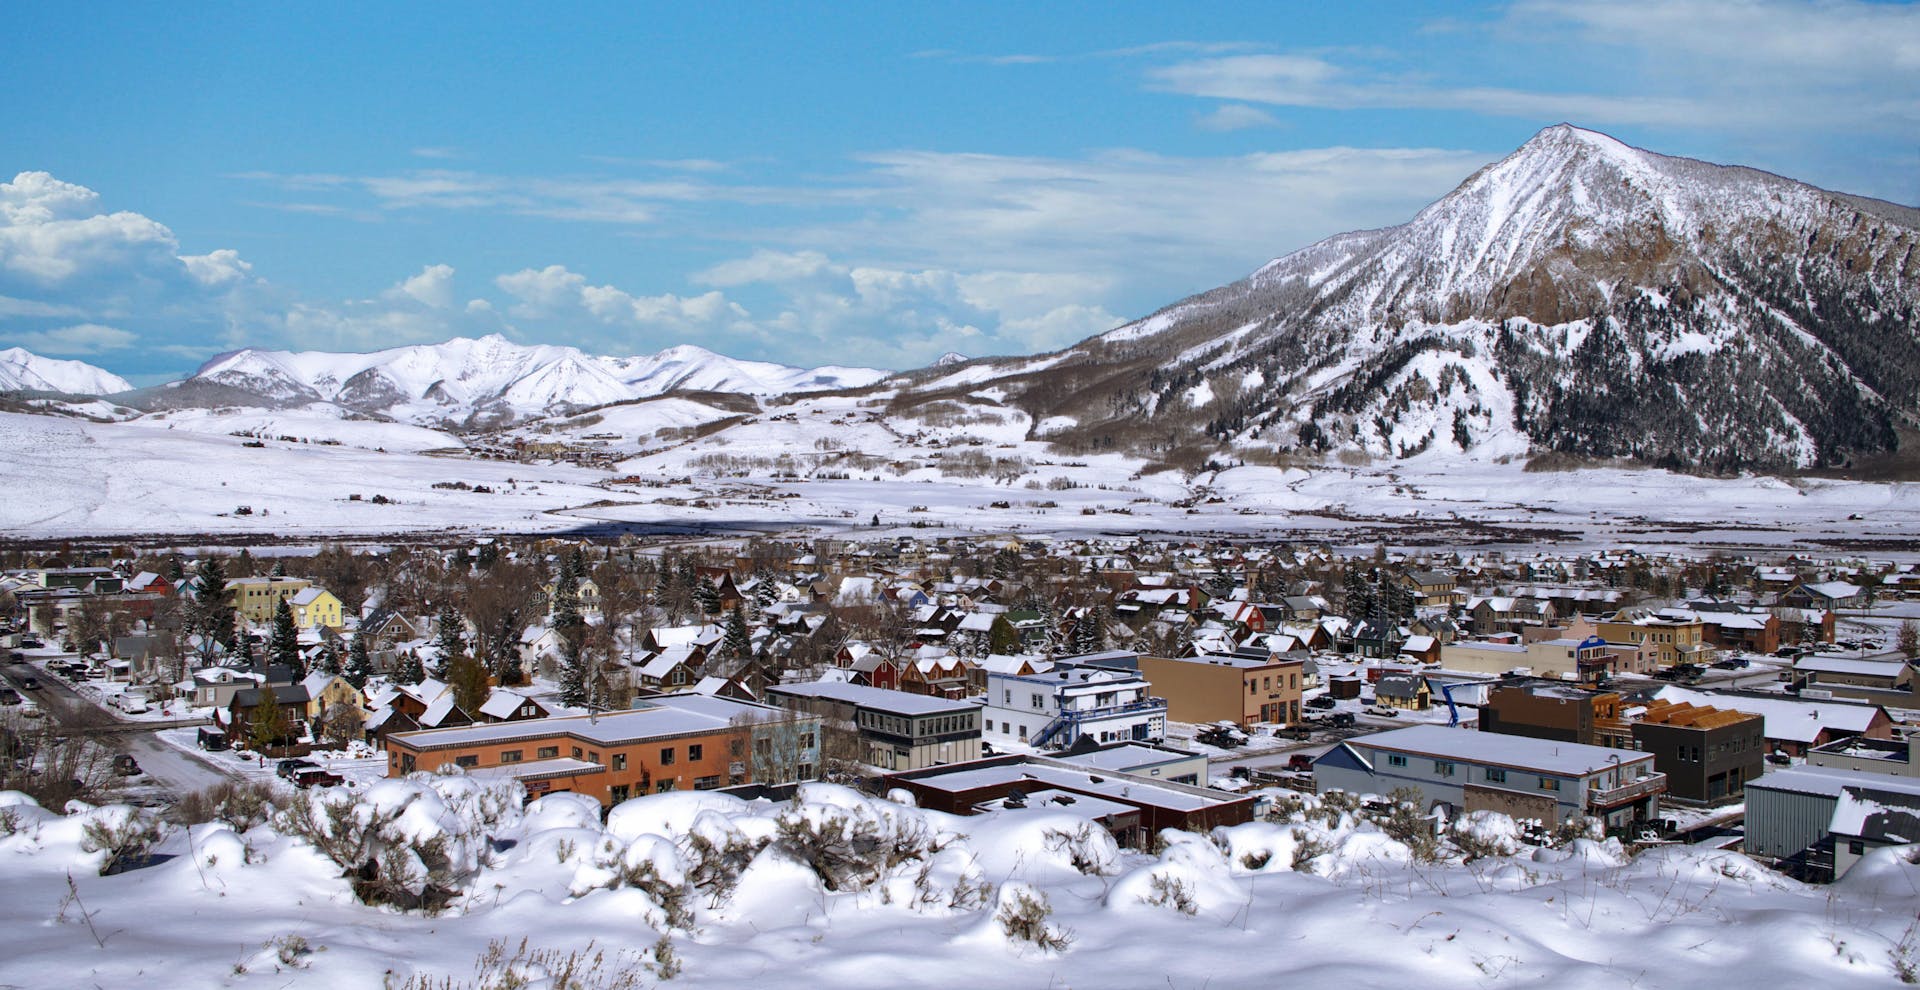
[4,0,1917,384]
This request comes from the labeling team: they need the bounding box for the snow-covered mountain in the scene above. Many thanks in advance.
[895,124,1920,473]
[0,348,132,395]
[173,335,887,427]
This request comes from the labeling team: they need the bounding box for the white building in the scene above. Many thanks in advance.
[981,658,1166,750]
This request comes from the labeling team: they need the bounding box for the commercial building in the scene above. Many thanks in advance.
[1135,651,1303,728]
[764,679,981,772]
[1745,765,1920,880]
[385,694,819,805]
[1628,700,1765,804]
[1315,724,1665,828]
[1440,636,1612,683]
[980,655,1166,751]
[225,576,315,624]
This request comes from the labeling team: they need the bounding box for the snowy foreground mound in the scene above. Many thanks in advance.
[2,782,1917,988]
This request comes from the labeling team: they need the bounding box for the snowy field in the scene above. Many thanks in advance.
[2,778,1917,988]
[3,407,1917,555]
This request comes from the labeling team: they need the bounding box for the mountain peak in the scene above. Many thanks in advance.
[0,346,133,395]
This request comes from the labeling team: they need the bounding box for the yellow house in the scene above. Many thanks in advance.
[225,576,313,623]
[289,587,345,629]
[299,672,368,721]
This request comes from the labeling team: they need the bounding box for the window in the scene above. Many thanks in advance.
[1386,753,1408,768]
[756,738,771,755]
[1434,760,1455,777]
[1849,840,1865,856]
[1484,768,1507,784]
[1003,690,1011,704]
[400,754,416,773]
[500,750,523,764]
[454,755,479,769]
[612,753,627,771]
[660,747,675,766]
[537,746,558,759]
[655,780,675,793]
[730,738,744,757]
[798,763,815,780]
[800,732,815,749]
[610,785,630,803]
[688,744,703,761]
[1539,777,1560,791]
[571,747,583,759]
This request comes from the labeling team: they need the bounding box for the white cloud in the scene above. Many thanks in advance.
[395,263,457,309]
[495,264,748,334]
[6,322,137,354]
[182,249,254,287]
[1195,104,1283,132]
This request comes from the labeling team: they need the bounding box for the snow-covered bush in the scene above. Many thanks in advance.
[274,776,521,912]
[78,804,161,875]
[994,883,1072,953]
[169,780,275,832]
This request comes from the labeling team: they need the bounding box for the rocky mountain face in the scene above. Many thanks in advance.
[901,125,1920,473]
[151,335,887,428]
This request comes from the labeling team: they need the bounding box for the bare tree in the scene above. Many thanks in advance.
[728,709,823,785]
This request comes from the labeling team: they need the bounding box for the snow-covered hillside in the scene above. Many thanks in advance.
[2,777,1917,988]
[0,347,131,395]
[893,124,1920,474]
[174,334,887,427]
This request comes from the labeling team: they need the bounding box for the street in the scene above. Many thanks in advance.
[3,660,235,798]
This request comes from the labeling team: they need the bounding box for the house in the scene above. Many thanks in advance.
[980,655,1167,751]
[297,671,367,723]
[226,684,312,747]
[476,689,554,724]
[1315,724,1665,828]
[1398,634,1440,665]
[1780,581,1862,611]
[288,587,345,630]
[1399,569,1462,607]
[385,694,819,805]
[1373,674,1431,711]
[1771,606,1836,645]
[1744,765,1920,880]
[124,572,174,596]
[1136,652,1304,728]
[191,666,266,708]
[886,754,1257,848]
[632,646,703,693]
[765,680,982,772]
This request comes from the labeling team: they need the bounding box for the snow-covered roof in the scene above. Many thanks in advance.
[391,694,782,750]
[1343,724,1652,777]
[767,679,977,716]
[1654,687,1883,744]
[1750,764,1920,801]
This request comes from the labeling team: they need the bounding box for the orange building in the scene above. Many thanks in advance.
[1135,652,1305,728]
[385,694,819,805]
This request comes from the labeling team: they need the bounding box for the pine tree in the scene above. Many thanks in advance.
[270,559,286,578]
[448,654,490,718]
[249,683,288,751]
[551,562,583,633]
[724,604,752,663]
[396,650,425,686]
[344,634,373,689]
[695,576,721,617]
[191,557,234,663]
[1343,569,1376,622]
[166,555,184,583]
[432,603,465,679]
[317,640,342,676]
[270,597,303,677]
[558,638,589,708]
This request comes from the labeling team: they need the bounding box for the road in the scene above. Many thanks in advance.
[3,660,236,798]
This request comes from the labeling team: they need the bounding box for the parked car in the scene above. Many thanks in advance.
[196,727,230,751]
[276,758,320,780]
[291,767,343,790]
[0,688,18,706]
[113,694,149,714]
[1365,706,1401,718]
[1326,712,1356,728]
[112,754,141,777]
[1305,696,1336,710]
[18,677,39,690]
[1286,754,1315,772]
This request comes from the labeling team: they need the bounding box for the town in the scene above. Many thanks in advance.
[5,533,1916,892]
